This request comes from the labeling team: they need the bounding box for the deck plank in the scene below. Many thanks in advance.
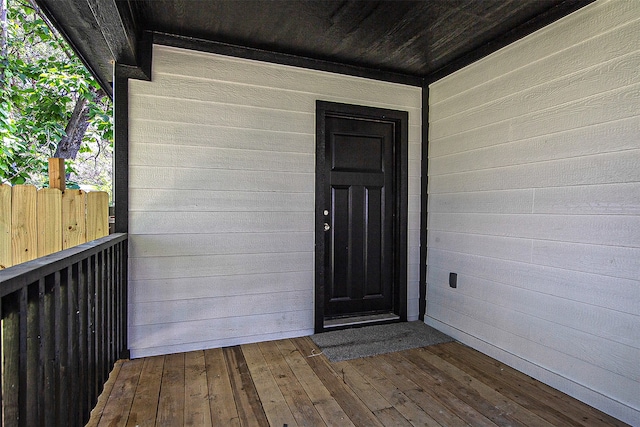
[258,340,326,426]
[384,352,499,427]
[401,349,526,426]
[373,406,415,426]
[432,342,590,427]
[88,338,629,427]
[241,342,298,426]
[439,342,628,427]
[125,355,164,427]
[347,357,443,427]
[333,360,391,412]
[293,337,385,427]
[157,353,185,426]
[277,338,354,426]
[416,347,555,427]
[184,351,212,427]
[96,358,143,427]
[223,345,269,427]
[86,359,123,426]
[204,348,240,426]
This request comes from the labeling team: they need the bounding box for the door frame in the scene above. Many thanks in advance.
[314,100,408,333]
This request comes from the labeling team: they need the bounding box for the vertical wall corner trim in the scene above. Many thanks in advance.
[113,64,130,233]
[419,83,429,321]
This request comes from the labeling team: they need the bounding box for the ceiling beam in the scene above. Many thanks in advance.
[85,0,137,66]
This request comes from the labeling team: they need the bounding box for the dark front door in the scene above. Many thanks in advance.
[316,101,408,331]
[324,115,395,318]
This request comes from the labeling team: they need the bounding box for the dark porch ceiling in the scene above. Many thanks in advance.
[35,0,592,96]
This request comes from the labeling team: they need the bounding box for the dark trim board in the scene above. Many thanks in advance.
[113,65,130,233]
[153,32,423,87]
[419,84,429,320]
[314,101,408,333]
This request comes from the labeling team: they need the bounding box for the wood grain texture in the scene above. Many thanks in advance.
[223,346,269,427]
[430,0,640,103]
[86,360,123,427]
[136,72,423,119]
[149,45,422,109]
[157,353,185,426]
[90,338,628,427]
[11,185,37,265]
[96,359,143,426]
[428,267,639,351]
[130,270,312,303]
[130,211,313,235]
[431,49,640,125]
[427,249,639,316]
[130,118,315,152]
[129,165,314,192]
[129,252,313,281]
[531,240,640,281]
[36,188,62,257]
[129,232,313,257]
[428,212,640,247]
[128,45,421,356]
[429,150,640,193]
[184,351,213,427]
[204,348,240,426]
[61,189,86,249]
[129,189,314,213]
[276,339,356,426]
[126,356,164,427]
[533,182,640,215]
[0,184,12,269]
[427,292,639,407]
[293,337,383,426]
[130,290,313,326]
[241,343,298,426]
[427,1,640,423]
[257,340,326,426]
[86,191,109,241]
[429,116,640,170]
[128,310,313,354]
[130,141,315,172]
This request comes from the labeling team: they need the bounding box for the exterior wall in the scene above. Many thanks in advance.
[128,45,422,358]
[426,0,639,424]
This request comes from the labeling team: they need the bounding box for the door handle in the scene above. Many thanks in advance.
[324,223,331,231]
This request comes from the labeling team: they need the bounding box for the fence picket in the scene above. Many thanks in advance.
[37,188,63,257]
[62,190,87,250]
[0,185,10,269]
[11,185,37,265]
[1,185,108,269]
[87,191,109,241]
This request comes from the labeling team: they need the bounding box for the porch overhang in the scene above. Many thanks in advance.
[34,0,593,96]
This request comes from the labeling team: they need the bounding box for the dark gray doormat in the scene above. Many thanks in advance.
[311,321,454,362]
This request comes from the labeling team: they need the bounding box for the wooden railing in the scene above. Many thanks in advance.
[0,233,128,427]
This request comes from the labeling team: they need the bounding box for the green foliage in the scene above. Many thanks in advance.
[0,0,112,188]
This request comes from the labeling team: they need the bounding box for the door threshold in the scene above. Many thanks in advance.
[323,313,400,330]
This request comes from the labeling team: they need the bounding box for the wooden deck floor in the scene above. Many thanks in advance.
[87,337,627,427]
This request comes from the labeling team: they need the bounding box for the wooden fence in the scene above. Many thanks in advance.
[0,184,109,269]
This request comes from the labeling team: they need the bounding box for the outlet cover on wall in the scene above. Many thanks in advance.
[449,272,457,288]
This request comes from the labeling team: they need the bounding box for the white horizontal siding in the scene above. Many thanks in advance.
[128,45,422,357]
[426,1,640,424]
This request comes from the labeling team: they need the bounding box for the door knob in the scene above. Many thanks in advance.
[324,223,331,231]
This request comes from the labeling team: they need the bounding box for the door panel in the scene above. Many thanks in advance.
[324,115,395,318]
